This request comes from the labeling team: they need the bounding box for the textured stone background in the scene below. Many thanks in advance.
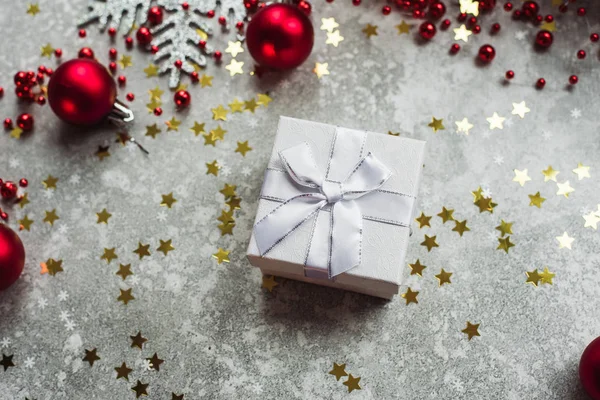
[1,1,599,399]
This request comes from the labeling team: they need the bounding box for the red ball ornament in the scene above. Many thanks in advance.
[577,7,586,17]
[468,16,477,26]
[79,29,87,38]
[522,1,539,19]
[207,9,215,17]
[0,224,25,291]
[246,4,314,70]
[580,337,600,400]
[191,71,199,82]
[236,21,244,30]
[213,51,222,61]
[151,45,159,54]
[419,21,437,40]
[0,212,7,221]
[491,23,501,33]
[148,6,164,25]
[182,2,189,10]
[478,44,496,63]
[78,47,95,59]
[14,71,29,86]
[125,36,134,48]
[118,75,127,85]
[441,19,451,29]
[428,2,446,19]
[16,113,34,131]
[577,50,586,59]
[472,25,481,34]
[591,33,599,43]
[3,118,12,130]
[505,70,514,79]
[136,27,153,45]
[1,181,18,199]
[352,0,361,6]
[174,90,191,108]
[450,43,460,54]
[512,9,522,19]
[37,95,46,106]
[503,1,512,11]
[218,16,227,25]
[108,27,117,37]
[19,179,28,188]
[545,14,553,23]
[536,78,546,88]
[54,48,63,58]
[478,0,496,12]
[109,62,117,73]
[174,59,183,69]
[569,75,578,85]
[298,0,312,15]
[412,9,424,19]
[535,30,553,48]
[457,13,467,22]
[153,107,163,116]
[126,93,135,101]
[47,59,118,125]
[382,5,391,15]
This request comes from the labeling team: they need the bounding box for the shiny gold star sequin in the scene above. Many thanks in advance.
[396,21,411,35]
[119,55,133,69]
[147,353,164,371]
[115,362,133,381]
[27,3,40,15]
[511,101,530,119]
[146,99,162,113]
[235,141,252,156]
[573,163,590,180]
[211,105,228,121]
[118,288,135,305]
[257,94,273,107]
[165,117,181,131]
[101,248,118,264]
[134,242,150,259]
[46,258,63,276]
[528,192,546,208]
[326,30,344,47]
[497,236,515,253]
[455,118,473,135]
[460,0,479,15]
[130,332,148,349]
[461,321,480,340]
[362,24,378,38]
[161,193,177,208]
[157,239,174,256]
[435,269,453,286]
[43,175,58,189]
[428,117,445,132]
[262,275,278,292]
[83,348,100,366]
[188,122,205,137]
[218,222,235,236]
[131,380,149,398]
[148,86,163,101]
[556,181,574,198]
[213,248,230,264]
[525,269,542,286]
[539,267,555,285]
[220,184,237,198]
[437,207,454,223]
[475,197,497,213]
[210,125,227,141]
[206,160,220,176]
[10,127,23,139]
[542,166,559,182]
[487,112,505,130]
[415,212,432,228]
[217,209,235,224]
[495,220,513,237]
[541,20,556,32]
[409,259,426,276]
[229,98,244,112]
[225,41,244,57]
[513,169,531,186]
[203,132,218,146]
[144,64,159,77]
[401,288,419,305]
[145,124,161,139]
[421,235,438,251]
[41,43,54,58]
[452,219,470,236]
[320,17,339,32]
[18,193,29,208]
[226,197,241,210]
[343,374,362,393]
[556,232,574,249]
[19,215,34,231]
[471,186,484,202]
[225,59,244,76]
[199,74,213,87]
[96,208,112,224]
[244,99,259,113]
[43,209,59,225]
[313,62,329,79]
[453,24,472,42]
[116,264,133,280]
[329,363,348,381]
[96,145,110,161]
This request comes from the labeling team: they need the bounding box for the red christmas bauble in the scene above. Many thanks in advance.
[0,224,25,291]
[428,2,446,19]
[78,47,95,59]
[17,113,34,131]
[522,0,539,18]
[246,4,314,70]
[174,90,191,108]
[419,21,437,40]
[1,181,18,199]
[48,59,117,125]
[479,0,496,11]
[580,337,600,400]
[535,30,553,48]
[478,44,496,63]
[148,6,164,25]
[297,0,312,16]
[136,27,153,45]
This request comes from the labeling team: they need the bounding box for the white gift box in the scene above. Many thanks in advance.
[247,117,426,299]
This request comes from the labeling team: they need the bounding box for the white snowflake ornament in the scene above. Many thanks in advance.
[79,0,152,33]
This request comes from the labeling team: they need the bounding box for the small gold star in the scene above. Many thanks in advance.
[234,141,253,157]
[453,24,472,42]
[130,332,147,349]
[542,166,559,182]
[435,269,453,286]
[526,269,542,287]
[134,242,151,259]
[44,209,59,225]
[409,259,426,276]
[226,196,241,210]
[10,127,23,139]
[212,105,229,121]
[475,197,496,213]
[326,30,344,47]
[395,21,411,34]
[217,209,234,224]
[41,43,54,58]
[19,215,34,231]
[556,232,574,249]
[165,117,181,132]
[157,239,175,256]
[119,55,133,69]
[46,258,63,276]
[161,193,177,208]
[428,117,445,132]
[540,20,556,32]
[18,193,30,208]
[343,374,362,393]
[497,236,515,253]
[244,99,259,113]
[328,363,347,381]
[144,64,158,77]
[225,41,244,57]
[460,0,479,15]
[218,222,235,236]
[210,125,227,140]
[229,98,244,112]
[206,160,220,176]
[487,112,505,130]
[203,132,218,146]
[225,59,244,76]
[471,187,484,202]
[101,248,118,264]
[96,145,110,161]
[146,99,162,113]
[415,212,432,228]
[257,94,273,107]
[461,321,480,340]
[83,348,100,366]
[188,121,205,137]
[420,234,438,252]
[539,267,555,285]
[528,192,546,208]
[213,248,230,264]
[452,219,470,236]
[146,124,161,138]
[220,184,237,198]
[116,264,133,280]
[199,74,213,87]
[401,288,419,305]
[573,163,590,180]
[437,207,454,223]
[262,275,278,292]
[147,353,164,371]
[131,380,149,398]
[320,17,339,32]
[115,362,133,381]
[43,175,58,189]
[511,101,530,119]
[495,220,513,237]
[455,118,474,135]
[116,132,132,146]
[313,62,329,79]
[556,181,575,198]
[362,24,378,38]
[513,169,531,187]
[27,3,40,15]
[148,86,163,100]
[96,209,112,224]
[118,288,135,305]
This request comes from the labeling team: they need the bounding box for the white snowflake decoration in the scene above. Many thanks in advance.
[160,0,246,26]
[79,0,152,33]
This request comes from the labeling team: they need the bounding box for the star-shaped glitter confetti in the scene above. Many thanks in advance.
[415,212,432,228]
[583,212,600,230]
[41,43,54,58]
[435,269,453,286]
[362,24,378,38]
[343,375,362,393]
[19,215,34,231]
[229,98,244,112]
[131,380,149,398]
[147,353,164,371]
[0,354,15,371]
[396,21,411,35]
[218,222,235,236]
[262,275,278,292]
[495,220,513,237]
[119,55,133,69]
[421,235,438,251]
[401,288,419,305]
[225,41,244,57]
[556,232,574,249]
[453,24,472,42]
[556,181,574,198]
[471,187,484,202]
[329,363,348,380]
[144,64,159,77]
[118,288,135,305]
[225,59,244,76]
[235,141,253,156]
[174,83,188,92]
[227,197,241,210]
[27,3,40,15]
[542,166,559,182]
[165,117,181,132]
[388,131,400,136]
[220,184,237,199]
[116,264,133,280]
[511,101,530,119]
[96,146,110,161]
[526,269,541,286]
[428,117,445,132]
[217,209,235,224]
[96,209,112,224]
[513,169,531,186]
[213,248,230,264]
[46,258,63,276]
[115,362,133,380]
[130,332,148,349]
[148,86,164,101]
[320,17,339,32]
[43,175,58,189]
[210,125,227,140]
[528,192,546,208]
[460,0,479,15]
[199,74,213,87]
[455,118,473,135]
[206,160,220,176]
[461,321,480,340]
[134,242,150,259]
[211,105,228,121]
[257,94,272,107]
[541,20,556,32]
[101,248,118,264]
[487,112,505,130]
[83,348,100,366]
[573,163,590,180]
[437,207,454,223]
[452,219,470,236]
[157,239,174,256]
[409,259,426,276]
[146,99,162,113]
[539,267,555,285]
[313,62,330,79]
[497,236,515,253]
[44,209,59,225]
[203,132,218,146]
[244,99,259,113]
[326,30,344,47]
[18,193,30,208]
[172,394,184,400]
[189,121,205,136]
[10,127,23,139]
[475,197,497,213]
[161,193,177,208]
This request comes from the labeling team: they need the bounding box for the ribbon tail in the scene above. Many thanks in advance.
[329,201,363,278]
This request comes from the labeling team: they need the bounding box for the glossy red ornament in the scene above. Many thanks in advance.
[569,75,578,85]
[126,93,135,101]
[0,87,3,97]
[441,19,451,29]
[46,68,53,76]
[577,7,586,16]
[0,224,25,291]
[468,16,477,26]
[153,107,163,116]
[0,212,7,222]
[298,0,311,15]
[478,44,496,63]
[109,62,117,73]
[18,179,28,188]
[428,2,445,19]
[108,27,117,37]
[536,78,546,89]
[382,5,391,15]
[118,75,126,85]
[54,48,63,58]
[591,33,599,43]
[148,6,164,25]
[450,43,460,54]
[191,71,199,82]
[48,59,117,125]
[503,1,512,11]
[174,59,183,69]
[3,118,12,130]
[207,9,215,17]
[218,16,227,25]
[136,27,153,45]
[236,21,244,30]
[472,25,481,34]
[457,13,467,22]
[478,0,495,11]
[78,47,95,59]
[244,0,259,12]
[580,337,600,400]
[182,2,189,10]
[125,36,134,48]
[419,21,436,40]
[522,1,539,18]
[535,30,553,48]
[213,51,222,61]
[545,14,553,22]
[79,29,87,38]
[37,95,46,106]
[151,45,159,54]
[512,9,522,19]
[198,40,207,49]
[505,70,514,79]
[352,0,361,6]
[491,23,501,33]
[412,9,424,19]
[246,4,314,70]
[174,90,191,108]
[1,181,18,199]
[14,71,29,86]
[17,113,34,131]
[577,50,586,59]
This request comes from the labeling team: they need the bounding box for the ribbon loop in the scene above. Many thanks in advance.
[321,180,343,203]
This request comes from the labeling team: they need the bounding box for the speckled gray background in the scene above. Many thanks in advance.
[1,0,600,399]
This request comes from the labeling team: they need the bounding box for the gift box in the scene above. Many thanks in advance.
[246,117,426,299]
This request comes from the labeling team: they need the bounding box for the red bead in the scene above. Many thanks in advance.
[3,118,13,130]
[148,6,164,25]
[236,21,244,30]
[382,5,391,15]
[151,45,159,54]
[16,113,34,131]
[15,86,33,100]
[213,51,222,61]
[569,75,578,85]
[478,44,496,63]
[418,21,437,40]
[174,59,183,69]
[118,75,126,85]
[505,70,514,79]
[512,9,522,19]
[126,93,135,101]
[109,62,117,73]
[326,0,334,3]
[441,19,451,29]
[198,40,207,49]
[18,179,28,188]
[521,1,539,19]
[535,30,553,48]
[14,71,29,86]
[174,90,191,108]
[491,23,501,33]
[428,2,445,19]
[244,0,259,12]
[45,68,53,76]
[577,50,586,59]
[109,48,118,60]
[504,2,513,11]
[36,95,46,105]
[108,27,117,37]
[577,7,586,16]
[218,16,227,25]
[412,9,424,19]
[153,107,163,116]
[478,0,496,11]
[0,212,7,221]
[412,0,427,10]
[450,43,460,54]
[0,87,3,97]
[534,15,543,24]
[580,337,600,400]
[592,33,600,43]
[182,2,189,10]
[536,78,546,89]
[38,65,47,74]
[78,47,95,59]
[559,4,567,13]
[472,25,481,34]
[191,71,199,82]
[207,9,215,17]
[457,13,467,22]
[0,224,25,290]
[468,16,477,26]
[545,14,553,23]
[36,72,45,84]
[352,0,361,6]
[1,182,18,199]
[125,37,134,48]
[136,27,153,45]
[79,29,87,38]
[54,48,63,58]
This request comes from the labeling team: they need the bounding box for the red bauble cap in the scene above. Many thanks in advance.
[0,224,25,291]
[47,59,117,125]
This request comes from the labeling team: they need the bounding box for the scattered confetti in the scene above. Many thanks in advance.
[495,220,513,237]
[235,141,253,157]
[46,258,63,276]
[401,288,419,305]
[118,288,135,305]
[43,175,58,189]
[41,43,54,58]
[572,163,590,180]
[199,74,213,87]
[428,117,445,132]
[437,207,454,223]
[116,264,133,280]
[118,55,133,69]
[362,24,378,38]
[19,215,34,231]
[542,166,559,182]
[212,105,229,121]
[326,30,344,47]
[134,242,151,259]
[144,64,159,77]
[206,161,220,176]
[420,234,439,251]
[101,248,118,264]
[131,380,149,398]
[190,121,205,136]
[26,3,40,16]
[486,112,505,130]
[43,209,59,225]
[262,275,278,292]
[165,117,181,131]
[213,248,230,264]
[157,239,175,256]
[313,62,330,79]
[225,59,244,76]
[229,98,244,112]
[525,269,542,286]
[528,192,546,208]
[453,24,472,42]
[511,101,530,119]
[225,41,244,57]
[556,181,574,198]
[244,99,259,113]
[455,118,473,135]
[161,193,177,208]
[435,269,453,286]
[497,236,515,253]
[415,212,432,228]
[329,363,348,380]
[320,17,339,32]
[115,362,133,381]
[395,21,411,35]
[513,169,531,187]
[130,332,148,349]
[556,232,574,249]
[343,374,362,393]
[452,219,470,236]
[408,259,426,276]
[83,348,100,366]
[461,321,480,340]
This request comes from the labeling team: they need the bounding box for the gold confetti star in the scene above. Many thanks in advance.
[101,248,118,264]
[541,20,556,32]
[495,220,513,237]
[475,197,497,213]
[428,117,445,132]
[556,232,574,249]
[471,186,484,202]
[244,99,259,113]
[118,288,135,305]
[165,117,181,131]
[10,127,23,139]
[229,98,244,112]
[437,207,454,223]
[144,64,158,77]
[528,192,546,208]
[148,86,164,100]
[460,0,479,15]
[453,24,472,42]
[146,99,162,113]
[421,234,438,251]
[573,163,590,180]
[513,169,531,187]
[226,197,242,210]
[119,55,133,69]
[41,43,54,58]
[199,74,213,87]
[313,62,330,79]
[497,236,515,253]
[257,94,273,107]
[96,208,112,224]
[130,332,148,349]
[329,363,348,380]
[116,264,133,280]
[511,101,530,119]
[96,146,110,161]
[401,288,419,305]
[203,132,218,146]
[147,353,164,371]
[115,362,133,381]
[210,125,227,141]
[435,269,453,286]
[18,193,29,208]
[362,24,378,38]
[161,193,177,208]
[213,248,230,264]
[556,181,574,198]
[487,112,505,130]
[262,275,278,292]
[526,269,541,286]
[320,17,339,32]
[131,380,149,398]
[343,375,362,393]
[415,212,432,228]
[225,59,244,76]
[43,209,59,225]
[27,3,40,15]
[461,321,480,340]
[206,160,220,176]
[157,239,175,256]
[220,184,237,198]
[542,166,559,182]
[212,105,228,121]
[19,215,34,231]
[0,354,14,371]
[218,222,235,236]
[133,242,150,259]
[539,267,555,285]
[235,141,253,156]
[217,209,235,224]
[452,219,470,236]
[409,259,426,276]
[187,122,204,136]
[225,41,244,57]
[43,175,58,189]
[174,83,188,92]
[326,30,344,47]
[455,118,473,135]
[83,348,100,366]
[583,212,600,230]
[46,258,63,276]
[396,21,411,34]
